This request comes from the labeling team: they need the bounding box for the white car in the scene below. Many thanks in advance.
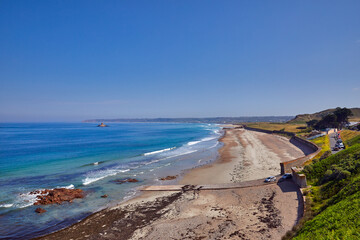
[264,176,276,182]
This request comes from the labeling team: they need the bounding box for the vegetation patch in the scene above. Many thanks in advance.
[245,122,306,133]
[286,134,360,239]
[293,191,360,240]
[306,135,330,163]
[340,130,360,147]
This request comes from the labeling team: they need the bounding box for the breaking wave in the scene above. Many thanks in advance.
[82,168,130,185]
[143,147,176,156]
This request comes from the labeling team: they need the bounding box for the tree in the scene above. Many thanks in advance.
[315,114,338,130]
[306,119,319,128]
[313,107,353,130]
[333,107,353,129]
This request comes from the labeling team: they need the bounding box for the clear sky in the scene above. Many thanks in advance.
[0,0,359,122]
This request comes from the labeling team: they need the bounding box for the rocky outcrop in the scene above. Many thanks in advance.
[112,178,139,184]
[32,188,84,205]
[35,207,47,213]
[159,175,177,181]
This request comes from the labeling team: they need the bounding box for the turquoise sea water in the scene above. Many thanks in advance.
[0,122,222,239]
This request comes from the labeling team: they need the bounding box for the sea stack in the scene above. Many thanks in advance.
[97,122,108,127]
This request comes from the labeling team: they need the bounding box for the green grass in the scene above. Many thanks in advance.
[340,130,360,147]
[288,142,360,239]
[245,122,306,133]
[293,191,360,240]
[306,135,330,164]
[303,143,360,183]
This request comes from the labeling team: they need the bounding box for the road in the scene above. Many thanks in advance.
[329,132,342,154]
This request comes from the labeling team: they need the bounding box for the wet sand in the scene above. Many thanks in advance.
[37,128,309,240]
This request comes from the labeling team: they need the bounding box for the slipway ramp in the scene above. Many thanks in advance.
[141,176,279,191]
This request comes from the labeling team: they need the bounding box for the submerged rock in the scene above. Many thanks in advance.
[33,188,84,205]
[35,207,47,213]
[112,178,139,184]
[159,175,177,181]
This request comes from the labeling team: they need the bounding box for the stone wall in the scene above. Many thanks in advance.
[280,136,320,174]
[291,167,308,188]
[243,126,321,175]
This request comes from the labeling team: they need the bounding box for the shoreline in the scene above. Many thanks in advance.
[36,127,311,240]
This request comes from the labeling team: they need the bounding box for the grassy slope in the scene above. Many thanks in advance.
[340,130,360,147]
[293,137,360,239]
[293,191,360,240]
[245,122,306,133]
[288,107,360,124]
[307,135,330,162]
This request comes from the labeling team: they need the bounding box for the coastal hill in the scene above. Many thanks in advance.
[83,116,293,124]
[288,107,360,124]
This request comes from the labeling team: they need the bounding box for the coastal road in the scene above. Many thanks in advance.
[329,132,342,154]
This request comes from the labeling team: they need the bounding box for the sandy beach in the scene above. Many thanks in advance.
[180,128,309,184]
[37,128,311,240]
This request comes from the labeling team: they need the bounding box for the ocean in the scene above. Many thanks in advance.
[0,122,222,239]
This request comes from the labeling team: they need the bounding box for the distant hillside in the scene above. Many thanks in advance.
[83,116,294,124]
[288,108,360,124]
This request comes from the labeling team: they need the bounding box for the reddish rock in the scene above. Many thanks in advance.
[160,175,177,181]
[35,207,46,213]
[32,188,84,205]
[113,178,139,184]
[101,194,108,198]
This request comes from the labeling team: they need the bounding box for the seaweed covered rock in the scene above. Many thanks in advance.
[112,178,139,184]
[33,188,84,205]
[35,207,47,213]
[159,175,177,181]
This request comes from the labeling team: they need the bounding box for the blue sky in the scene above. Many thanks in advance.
[0,0,359,122]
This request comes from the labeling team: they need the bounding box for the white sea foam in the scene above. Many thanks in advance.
[16,190,45,208]
[143,147,176,156]
[187,140,201,146]
[56,184,75,189]
[0,203,13,208]
[12,184,76,209]
[82,169,130,185]
[161,150,197,160]
[208,142,219,149]
[144,159,161,165]
[187,137,217,146]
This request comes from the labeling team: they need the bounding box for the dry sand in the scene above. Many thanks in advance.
[37,128,309,240]
[180,128,306,184]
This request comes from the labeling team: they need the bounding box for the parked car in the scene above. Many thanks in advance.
[281,173,292,179]
[338,142,345,149]
[264,176,276,182]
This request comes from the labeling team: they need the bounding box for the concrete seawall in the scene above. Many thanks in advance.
[243,126,321,176]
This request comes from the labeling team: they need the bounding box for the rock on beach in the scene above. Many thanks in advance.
[32,188,84,205]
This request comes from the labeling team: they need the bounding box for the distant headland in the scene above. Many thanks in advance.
[84,116,294,124]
